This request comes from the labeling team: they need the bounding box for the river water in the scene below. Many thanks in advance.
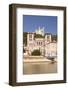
[23,62,57,75]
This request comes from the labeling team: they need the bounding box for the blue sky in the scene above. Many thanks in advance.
[23,15,57,35]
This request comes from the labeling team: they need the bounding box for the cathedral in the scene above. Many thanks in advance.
[24,27,57,57]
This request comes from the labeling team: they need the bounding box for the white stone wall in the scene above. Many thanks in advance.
[45,42,57,57]
[26,32,57,57]
[45,34,52,44]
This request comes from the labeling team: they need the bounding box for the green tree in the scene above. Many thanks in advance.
[31,49,41,56]
[34,34,44,38]
[23,32,27,46]
[52,35,57,41]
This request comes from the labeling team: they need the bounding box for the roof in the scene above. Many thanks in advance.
[45,33,52,35]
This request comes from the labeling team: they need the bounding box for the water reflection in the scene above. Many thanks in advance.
[23,62,57,75]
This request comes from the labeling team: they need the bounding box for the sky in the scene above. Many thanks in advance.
[23,15,57,35]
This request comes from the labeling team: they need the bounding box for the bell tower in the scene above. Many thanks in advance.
[27,32,34,47]
[45,34,52,44]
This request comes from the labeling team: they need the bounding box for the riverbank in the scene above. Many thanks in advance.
[23,56,57,63]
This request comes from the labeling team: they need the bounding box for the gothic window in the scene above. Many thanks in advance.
[37,41,42,46]
[29,34,32,41]
[29,34,32,38]
[47,35,50,42]
[39,42,40,45]
[41,42,42,45]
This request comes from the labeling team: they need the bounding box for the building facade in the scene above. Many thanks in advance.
[24,28,57,57]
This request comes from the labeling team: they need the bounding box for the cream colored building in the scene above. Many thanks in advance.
[45,42,57,57]
[24,27,57,57]
[24,33,57,57]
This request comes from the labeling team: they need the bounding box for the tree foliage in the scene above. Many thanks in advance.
[31,49,41,56]
[52,35,57,41]
[23,32,27,46]
[34,34,44,38]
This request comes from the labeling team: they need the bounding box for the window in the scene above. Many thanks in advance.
[37,41,42,46]
[39,42,40,45]
[41,42,42,45]
[29,34,32,38]
[47,35,50,39]
[29,34,32,41]
[47,35,50,42]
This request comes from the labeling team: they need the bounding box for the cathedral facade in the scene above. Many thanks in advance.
[24,27,57,57]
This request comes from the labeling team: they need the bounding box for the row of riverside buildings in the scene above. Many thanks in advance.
[24,27,57,58]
